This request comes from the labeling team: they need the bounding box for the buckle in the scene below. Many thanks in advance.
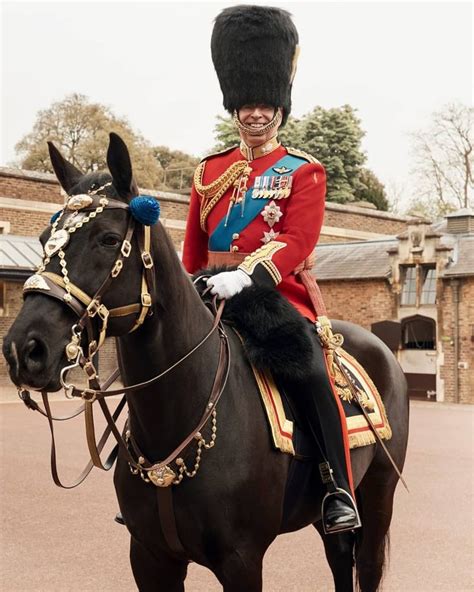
[87,299,109,321]
[81,388,97,403]
[111,260,123,278]
[87,299,100,317]
[121,240,132,257]
[141,293,152,307]
[83,361,98,381]
[141,251,153,269]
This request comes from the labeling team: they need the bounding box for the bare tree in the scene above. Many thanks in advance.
[410,102,473,215]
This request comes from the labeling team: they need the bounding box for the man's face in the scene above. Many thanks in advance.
[238,104,276,128]
[237,104,282,147]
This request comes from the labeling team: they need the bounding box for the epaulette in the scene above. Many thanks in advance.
[200,145,238,163]
[286,147,321,165]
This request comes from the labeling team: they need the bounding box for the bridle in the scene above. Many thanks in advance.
[24,182,155,384]
[19,182,231,492]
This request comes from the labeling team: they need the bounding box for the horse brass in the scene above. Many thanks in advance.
[148,466,176,487]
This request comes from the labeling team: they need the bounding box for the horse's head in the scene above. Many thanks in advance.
[3,133,160,391]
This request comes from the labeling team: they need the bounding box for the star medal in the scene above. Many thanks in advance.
[261,202,283,228]
[261,228,280,244]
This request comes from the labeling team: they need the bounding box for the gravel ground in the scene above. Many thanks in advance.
[0,397,472,591]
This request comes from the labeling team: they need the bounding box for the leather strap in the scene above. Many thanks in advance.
[127,320,230,473]
[157,487,186,556]
[70,300,226,400]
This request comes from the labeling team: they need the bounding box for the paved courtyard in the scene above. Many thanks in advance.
[1,397,472,591]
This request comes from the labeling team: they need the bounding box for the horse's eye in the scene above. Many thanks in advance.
[101,234,121,248]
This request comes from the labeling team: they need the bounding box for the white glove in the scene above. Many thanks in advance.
[206,269,252,300]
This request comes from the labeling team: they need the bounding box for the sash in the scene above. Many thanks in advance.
[208,154,306,252]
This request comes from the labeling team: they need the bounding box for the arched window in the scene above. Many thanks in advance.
[401,315,436,350]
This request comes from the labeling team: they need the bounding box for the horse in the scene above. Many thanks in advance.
[3,133,409,592]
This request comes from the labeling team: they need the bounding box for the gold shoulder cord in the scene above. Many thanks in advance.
[286,147,321,165]
[194,160,249,231]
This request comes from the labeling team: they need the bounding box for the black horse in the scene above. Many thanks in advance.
[3,134,409,592]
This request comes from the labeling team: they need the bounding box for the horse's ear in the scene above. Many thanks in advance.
[47,142,84,193]
[107,133,139,200]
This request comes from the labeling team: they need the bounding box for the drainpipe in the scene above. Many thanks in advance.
[451,279,460,403]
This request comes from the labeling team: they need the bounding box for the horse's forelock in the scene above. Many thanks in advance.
[68,171,118,198]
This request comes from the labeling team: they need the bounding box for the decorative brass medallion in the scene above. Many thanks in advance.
[44,229,70,257]
[23,274,50,292]
[148,465,176,487]
[67,194,93,210]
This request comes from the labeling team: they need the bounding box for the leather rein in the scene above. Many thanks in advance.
[19,189,231,489]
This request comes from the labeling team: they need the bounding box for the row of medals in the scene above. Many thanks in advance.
[226,167,290,244]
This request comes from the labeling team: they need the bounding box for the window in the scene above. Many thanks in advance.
[402,315,436,350]
[400,265,437,307]
[400,267,417,305]
[421,268,436,305]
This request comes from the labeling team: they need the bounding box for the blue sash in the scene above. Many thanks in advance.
[209,154,306,252]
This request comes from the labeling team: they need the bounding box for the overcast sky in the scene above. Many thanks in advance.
[1,1,472,208]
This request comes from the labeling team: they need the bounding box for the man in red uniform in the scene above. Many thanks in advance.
[183,5,360,534]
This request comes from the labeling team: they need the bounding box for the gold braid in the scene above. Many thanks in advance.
[194,160,249,230]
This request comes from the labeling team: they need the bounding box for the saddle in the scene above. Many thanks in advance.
[193,267,391,454]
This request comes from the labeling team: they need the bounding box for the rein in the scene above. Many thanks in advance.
[19,186,231,490]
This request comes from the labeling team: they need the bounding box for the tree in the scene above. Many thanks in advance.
[354,168,389,211]
[152,146,199,191]
[299,105,366,203]
[410,102,473,215]
[15,93,162,188]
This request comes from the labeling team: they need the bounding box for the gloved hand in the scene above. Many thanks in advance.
[206,269,252,300]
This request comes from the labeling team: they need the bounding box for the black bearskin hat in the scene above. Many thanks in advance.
[211,5,299,126]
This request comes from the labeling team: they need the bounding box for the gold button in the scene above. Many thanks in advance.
[231,245,239,252]
[232,233,240,240]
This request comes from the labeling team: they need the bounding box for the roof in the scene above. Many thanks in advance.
[313,239,396,280]
[442,235,474,277]
[0,235,42,277]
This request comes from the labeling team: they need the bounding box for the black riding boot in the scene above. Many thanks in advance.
[286,327,361,534]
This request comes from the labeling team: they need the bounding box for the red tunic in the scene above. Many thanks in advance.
[182,143,326,321]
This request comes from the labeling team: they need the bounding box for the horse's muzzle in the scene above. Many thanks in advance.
[3,332,53,389]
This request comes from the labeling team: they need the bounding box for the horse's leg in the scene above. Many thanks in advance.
[212,549,264,592]
[130,536,188,592]
[313,521,355,592]
[354,470,398,592]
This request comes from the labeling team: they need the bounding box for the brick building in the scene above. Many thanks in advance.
[1,166,472,404]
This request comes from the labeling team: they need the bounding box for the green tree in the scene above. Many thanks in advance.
[212,115,240,151]
[300,105,366,203]
[355,168,389,211]
[153,146,199,191]
[15,93,162,189]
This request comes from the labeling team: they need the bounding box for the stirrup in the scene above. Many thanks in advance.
[321,488,362,535]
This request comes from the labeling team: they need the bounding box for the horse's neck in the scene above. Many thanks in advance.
[117,228,219,460]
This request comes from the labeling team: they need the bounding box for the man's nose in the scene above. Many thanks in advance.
[250,109,264,119]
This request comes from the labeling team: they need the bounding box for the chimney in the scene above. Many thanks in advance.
[445,208,474,234]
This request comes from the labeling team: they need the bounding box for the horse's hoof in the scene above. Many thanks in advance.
[115,512,126,526]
